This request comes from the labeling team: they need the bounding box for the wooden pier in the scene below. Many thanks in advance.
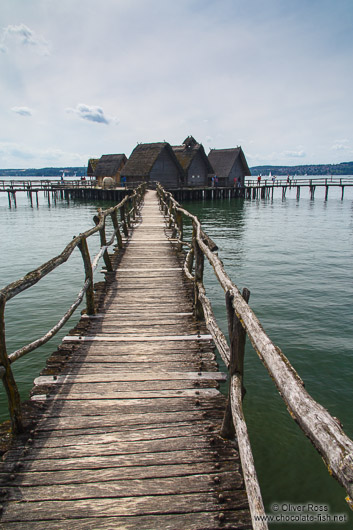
[0,190,254,529]
[244,177,353,201]
[1,184,353,529]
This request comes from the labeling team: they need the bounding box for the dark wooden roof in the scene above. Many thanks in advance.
[121,142,184,178]
[173,140,213,173]
[208,147,251,177]
[94,154,127,178]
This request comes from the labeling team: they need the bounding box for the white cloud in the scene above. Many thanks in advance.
[331,144,350,151]
[0,141,85,165]
[11,106,33,117]
[284,150,306,158]
[0,24,50,55]
[66,104,118,125]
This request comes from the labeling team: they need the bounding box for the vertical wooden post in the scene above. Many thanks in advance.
[111,210,123,248]
[94,212,113,273]
[220,288,250,439]
[0,294,23,433]
[126,200,132,228]
[192,223,204,321]
[168,199,174,228]
[78,237,96,315]
[120,204,129,238]
[176,210,183,252]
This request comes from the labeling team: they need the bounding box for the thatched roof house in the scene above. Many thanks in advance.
[208,147,251,186]
[94,154,127,187]
[172,136,213,187]
[87,158,99,178]
[121,142,184,188]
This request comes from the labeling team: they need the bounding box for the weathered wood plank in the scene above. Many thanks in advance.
[0,490,249,522]
[34,372,226,384]
[0,511,252,530]
[4,471,244,502]
[2,447,238,472]
[1,460,238,486]
[32,388,219,401]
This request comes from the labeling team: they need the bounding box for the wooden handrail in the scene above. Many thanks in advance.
[0,183,146,433]
[157,183,353,523]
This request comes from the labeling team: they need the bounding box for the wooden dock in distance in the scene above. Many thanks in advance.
[0,191,252,529]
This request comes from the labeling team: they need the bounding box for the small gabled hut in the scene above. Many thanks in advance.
[87,158,99,178]
[94,154,127,187]
[120,142,184,188]
[208,147,251,186]
[172,136,213,187]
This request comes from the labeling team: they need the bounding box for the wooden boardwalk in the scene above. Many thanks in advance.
[0,191,252,529]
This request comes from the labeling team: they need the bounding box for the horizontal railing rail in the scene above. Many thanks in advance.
[0,183,146,433]
[245,176,353,187]
[157,183,353,528]
[0,179,99,191]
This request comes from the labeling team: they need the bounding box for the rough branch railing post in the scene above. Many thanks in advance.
[221,288,250,439]
[78,237,96,315]
[94,211,113,273]
[125,200,132,229]
[175,210,183,252]
[192,222,205,321]
[0,294,23,433]
[111,210,123,249]
[120,204,129,238]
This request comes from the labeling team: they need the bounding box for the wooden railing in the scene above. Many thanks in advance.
[245,176,353,187]
[0,184,146,433]
[157,183,353,527]
[0,179,98,191]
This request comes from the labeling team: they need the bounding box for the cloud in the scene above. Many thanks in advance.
[0,24,50,55]
[331,144,349,151]
[11,106,34,117]
[0,141,84,164]
[284,150,306,158]
[330,139,350,151]
[66,103,118,125]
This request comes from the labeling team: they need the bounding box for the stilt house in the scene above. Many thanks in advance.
[87,158,99,178]
[208,147,251,186]
[172,136,213,187]
[94,154,127,187]
[120,142,184,188]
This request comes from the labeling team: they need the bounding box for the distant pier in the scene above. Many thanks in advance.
[1,176,352,208]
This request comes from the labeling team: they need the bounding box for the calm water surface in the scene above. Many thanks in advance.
[0,183,352,528]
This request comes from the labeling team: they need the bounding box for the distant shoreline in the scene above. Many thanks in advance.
[250,161,353,176]
[0,161,353,177]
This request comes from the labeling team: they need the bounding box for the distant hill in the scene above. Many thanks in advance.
[0,167,86,177]
[250,161,353,176]
[1,162,353,178]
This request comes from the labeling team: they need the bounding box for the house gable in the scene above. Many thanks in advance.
[173,138,212,186]
[208,147,251,185]
[121,142,184,188]
[94,154,127,185]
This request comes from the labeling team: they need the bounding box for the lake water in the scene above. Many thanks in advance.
[0,181,352,528]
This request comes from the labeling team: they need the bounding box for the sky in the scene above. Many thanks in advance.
[1,0,353,169]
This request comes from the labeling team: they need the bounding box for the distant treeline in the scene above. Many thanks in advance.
[0,167,86,177]
[1,161,353,178]
[250,161,353,176]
